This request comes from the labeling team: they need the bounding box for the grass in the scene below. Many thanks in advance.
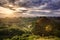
[37,36,60,40]
[3,35,60,40]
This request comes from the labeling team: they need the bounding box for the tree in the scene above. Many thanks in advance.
[32,17,60,36]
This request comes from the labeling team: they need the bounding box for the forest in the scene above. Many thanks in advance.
[0,17,60,40]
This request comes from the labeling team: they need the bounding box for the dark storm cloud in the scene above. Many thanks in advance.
[0,0,7,6]
[0,0,60,10]
[17,0,42,7]
[45,0,60,10]
[14,0,60,10]
[0,0,16,6]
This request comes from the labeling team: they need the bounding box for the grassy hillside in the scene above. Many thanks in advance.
[0,17,60,40]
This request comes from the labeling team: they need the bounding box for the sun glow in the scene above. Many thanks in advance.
[0,6,15,17]
[0,3,28,18]
[8,5,14,8]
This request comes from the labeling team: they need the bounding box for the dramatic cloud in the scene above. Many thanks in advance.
[0,0,60,9]
[15,0,60,10]
[0,0,60,18]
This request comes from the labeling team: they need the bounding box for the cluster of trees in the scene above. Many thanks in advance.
[32,17,60,37]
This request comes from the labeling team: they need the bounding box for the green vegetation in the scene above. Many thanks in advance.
[32,17,60,37]
[0,17,60,40]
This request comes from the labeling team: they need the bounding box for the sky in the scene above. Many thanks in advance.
[0,0,60,18]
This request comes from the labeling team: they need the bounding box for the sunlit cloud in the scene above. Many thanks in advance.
[0,0,60,18]
[0,6,15,17]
